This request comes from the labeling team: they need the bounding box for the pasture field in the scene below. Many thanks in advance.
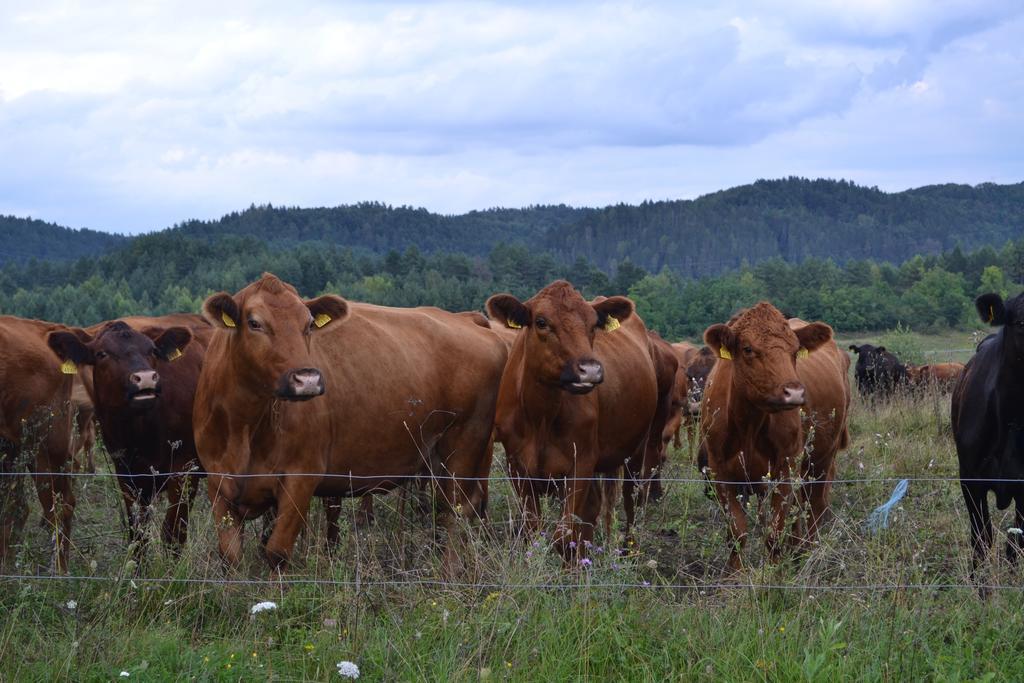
[2,332,1023,681]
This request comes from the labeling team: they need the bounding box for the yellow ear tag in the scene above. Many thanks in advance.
[604,315,620,332]
[166,348,183,362]
[797,347,809,359]
[314,313,331,328]
[718,347,732,360]
[988,305,995,324]
[506,319,522,329]
[60,359,78,375]
[221,312,236,328]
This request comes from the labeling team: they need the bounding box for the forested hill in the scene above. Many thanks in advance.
[3,178,1023,276]
[170,202,592,255]
[544,179,1024,276]
[0,216,127,265]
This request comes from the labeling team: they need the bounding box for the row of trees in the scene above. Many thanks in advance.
[2,231,1021,338]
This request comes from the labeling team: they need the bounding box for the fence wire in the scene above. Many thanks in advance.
[1,573,1022,593]
[0,470,1021,485]
[0,469,1020,594]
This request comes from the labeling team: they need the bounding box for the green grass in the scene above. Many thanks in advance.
[2,336,1022,681]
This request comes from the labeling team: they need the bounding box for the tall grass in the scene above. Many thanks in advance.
[2,381,1023,681]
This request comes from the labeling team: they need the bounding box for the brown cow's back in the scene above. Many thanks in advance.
[315,303,507,486]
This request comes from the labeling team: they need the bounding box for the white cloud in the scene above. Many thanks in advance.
[0,0,1021,232]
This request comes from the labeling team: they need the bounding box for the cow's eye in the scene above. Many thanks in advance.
[95,351,108,360]
[535,317,548,330]
[247,318,263,331]
[743,346,754,355]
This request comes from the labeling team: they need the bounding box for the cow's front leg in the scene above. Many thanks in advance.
[553,465,596,564]
[208,476,244,569]
[1007,495,1024,565]
[117,478,152,559]
[161,474,198,550]
[765,472,793,563]
[716,483,748,573]
[264,476,318,573]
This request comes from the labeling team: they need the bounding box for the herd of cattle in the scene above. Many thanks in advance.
[0,273,1020,582]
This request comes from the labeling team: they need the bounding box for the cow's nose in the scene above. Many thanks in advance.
[781,383,806,404]
[288,368,324,396]
[577,360,604,384]
[130,370,158,390]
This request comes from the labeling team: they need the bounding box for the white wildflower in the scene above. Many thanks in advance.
[66,600,77,610]
[337,661,360,678]
[1008,528,1023,536]
[119,673,130,678]
[250,601,278,615]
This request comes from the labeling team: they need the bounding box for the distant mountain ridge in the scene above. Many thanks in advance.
[2,178,1022,277]
[0,215,127,265]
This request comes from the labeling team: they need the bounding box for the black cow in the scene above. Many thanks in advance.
[47,320,208,554]
[952,292,1024,580]
[849,344,908,398]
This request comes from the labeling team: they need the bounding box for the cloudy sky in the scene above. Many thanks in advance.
[1,1,1022,234]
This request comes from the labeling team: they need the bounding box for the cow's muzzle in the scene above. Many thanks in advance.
[128,369,160,403]
[561,359,604,394]
[768,382,806,410]
[277,368,326,401]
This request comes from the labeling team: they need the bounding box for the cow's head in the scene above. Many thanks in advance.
[977,292,1024,358]
[905,363,923,384]
[202,273,349,401]
[48,322,193,411]
[486,280,633,395]
[849,344,892,378]
[685,346,717,415]
[704,302,832,412]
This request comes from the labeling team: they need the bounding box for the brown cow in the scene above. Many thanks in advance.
[194,273,507,572]
[70,379,97,473]
[685,347,717,418]
[0,315,80,572]
[48,319,209,554]
[487,281,658,558]
[627,330,680,513]
[662,343,695,447]
[907,362,964,393]
[700,305,850,571]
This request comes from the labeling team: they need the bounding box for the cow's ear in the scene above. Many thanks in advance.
[593,296,634,332]
[796,322,833,354]
[487,294,530,330]
[976,293,1006,326]
[47,329,95,369]
[204,292,241,330]
[848,345,859,354]
[704,324,735,360]
[143,326,193,361]
[876,346,886,353]
[306,295,349,329]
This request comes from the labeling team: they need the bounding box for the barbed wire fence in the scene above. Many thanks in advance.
[0,349,1011,596]
[2,468,1021,593]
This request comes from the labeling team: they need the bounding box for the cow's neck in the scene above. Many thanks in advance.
[724,384,802,466]
[519,373,570,427]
